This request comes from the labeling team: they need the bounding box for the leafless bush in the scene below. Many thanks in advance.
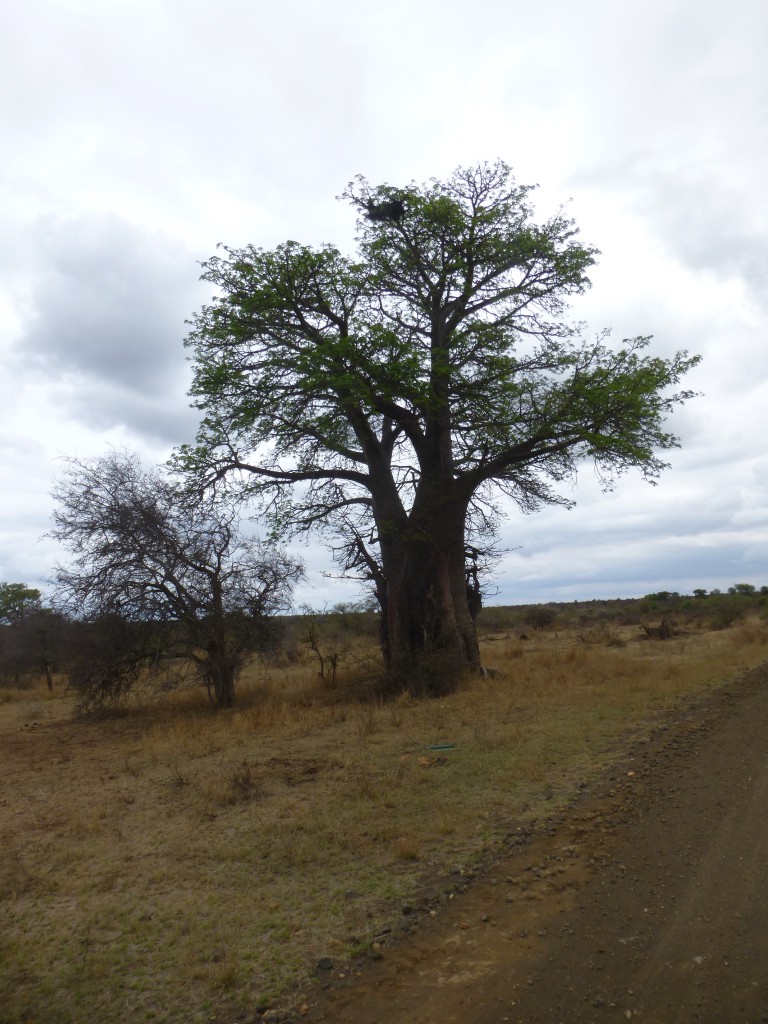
[306,620,346,685]
[227,760,263,803]
[578,624,624,647]
[640,617,673,640]
[168,760,190,788]
[51,451,304,711]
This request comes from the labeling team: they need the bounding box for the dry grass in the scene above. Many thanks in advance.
[2,618,767,1023]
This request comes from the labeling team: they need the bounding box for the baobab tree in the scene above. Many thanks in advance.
[180,160,699,693]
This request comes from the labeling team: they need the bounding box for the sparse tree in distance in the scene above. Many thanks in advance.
[50,451,303,710]
[0,584,65,689]
[0,583,41,624]
[180,160,699,694]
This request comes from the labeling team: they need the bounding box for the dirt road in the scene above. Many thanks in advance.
[306,664,768,1024]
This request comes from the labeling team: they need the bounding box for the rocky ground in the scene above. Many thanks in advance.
[302,663,768,1024]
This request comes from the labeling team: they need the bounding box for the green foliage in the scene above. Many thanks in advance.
[0,583,41,624]
[480,592,766,638]
[0,586,65,690]
[182,160,698,534]
[177,160,700,682]
[0,606,66,689]
[705,595,745,631]
[729,582,756,595]
[527,606,558,631]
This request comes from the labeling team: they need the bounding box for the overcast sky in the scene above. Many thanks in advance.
[2,0,767,607]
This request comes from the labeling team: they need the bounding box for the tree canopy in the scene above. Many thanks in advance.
[180,160,699,693]
[0,582,41,624]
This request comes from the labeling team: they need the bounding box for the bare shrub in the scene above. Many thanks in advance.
[306,620,345,685]
[168,760,190,789]
[226,760,263,803]
[51,451,303,711]
[640,617,674,640]
[578,624,624,647]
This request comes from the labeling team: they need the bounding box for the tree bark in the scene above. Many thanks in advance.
[203,640,236,708]
[378,492,480,695]
[205,580,236,708]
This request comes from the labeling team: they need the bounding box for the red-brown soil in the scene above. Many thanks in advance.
[302,663,768,1024]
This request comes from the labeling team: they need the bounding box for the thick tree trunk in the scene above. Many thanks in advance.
[378,495,481,695]
[205,584,236,708]
[204,642,236,708]
[214,664,236,708]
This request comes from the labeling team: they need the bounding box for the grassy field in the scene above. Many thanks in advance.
[2,610,768,1023]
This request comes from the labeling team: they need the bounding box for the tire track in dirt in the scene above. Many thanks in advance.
[302,663,768,1024]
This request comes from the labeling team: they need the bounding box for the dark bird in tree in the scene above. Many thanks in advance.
[365,197,405,223]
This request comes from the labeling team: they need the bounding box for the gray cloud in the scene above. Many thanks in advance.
[45,377,202,447]
[19,216,194,387]
[494,459,768,603]
[11,215,206,442]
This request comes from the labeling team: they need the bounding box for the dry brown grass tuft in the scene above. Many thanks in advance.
[2,616,767,1022]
